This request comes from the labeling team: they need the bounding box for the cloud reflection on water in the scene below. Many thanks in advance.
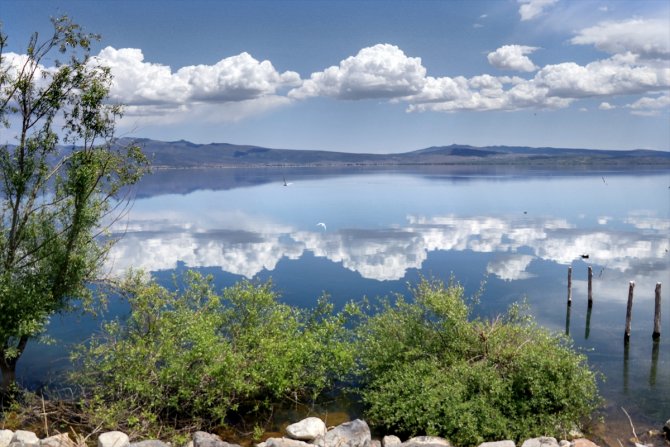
[107,210,668,284]
[487,254,535,281]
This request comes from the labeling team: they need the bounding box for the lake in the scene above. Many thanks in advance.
[19,166,670,436]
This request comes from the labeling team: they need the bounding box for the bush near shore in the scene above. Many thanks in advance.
[2,273,600,446]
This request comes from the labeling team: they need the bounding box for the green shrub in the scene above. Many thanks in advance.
[355,278,601,446]
[71,271,355,435]
[71,273,600,442]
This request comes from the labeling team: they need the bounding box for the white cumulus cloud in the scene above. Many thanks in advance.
[488,45,539,72]
[408,54,667,114]
[93,47,189,106]
[92,47,301,111]
[5,23,669,126]
[176,52,301,102]
[627,93,670,116]
[518,0,558,21]
[1,52,47,81]
[288,44,427,100]
[571,18,670,60]
[533,54,670,98]
[407,75,512,112]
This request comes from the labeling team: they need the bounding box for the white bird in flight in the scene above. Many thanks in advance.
[316,222,327,231]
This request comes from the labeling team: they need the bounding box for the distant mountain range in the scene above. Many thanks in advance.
[118,138,670,168]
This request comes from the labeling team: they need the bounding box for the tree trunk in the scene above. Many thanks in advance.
[0,336,28,396]
[0,355,18,396]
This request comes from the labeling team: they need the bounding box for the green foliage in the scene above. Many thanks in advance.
[355,278,601,446]
[0,17,148,392]
[71,272,356,436]
[71,275,600,442]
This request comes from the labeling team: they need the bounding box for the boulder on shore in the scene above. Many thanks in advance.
[478,441,515,447]
[193,432,240,447]
[262,438,312,447]
[313,419,371,447]
[0,430,14,447]
[97,432,130,447]
[521,438,558,447]
[129,441,170,447]
[400,437,451,447]
[9,431,39,447]
[40,433,77,447]
[285,417,327,441]
[4,417,611,447]
[382,436,402,447]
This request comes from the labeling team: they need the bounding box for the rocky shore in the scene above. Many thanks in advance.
[3,416,670,447]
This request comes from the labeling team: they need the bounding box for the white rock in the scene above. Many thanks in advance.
[383,436,402,447]
[192,433,239,447]
[521,438,558,447]
[10,431,39,447]
[40,433,77,447]
[130,441,170,447]
[478,442,515,447]
[265,439,312,447]
[97,431,130,447]
[313,419,371,447]
[0,431,14,447]
[285,417,327,441]
[401,437,450,447]
[193,432,221,447]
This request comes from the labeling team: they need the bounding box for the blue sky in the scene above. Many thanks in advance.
[2,0,669,152]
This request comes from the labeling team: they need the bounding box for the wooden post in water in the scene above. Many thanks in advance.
[650,338,659,387]
[623,340,630,394]
[587,266,593,308]
[653,282,662,340]
[624,281,635,343]
[567,266,572,306]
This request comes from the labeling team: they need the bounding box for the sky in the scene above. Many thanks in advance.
[2,0,670,153]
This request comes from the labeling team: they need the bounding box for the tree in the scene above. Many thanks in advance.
[0,17,148,393]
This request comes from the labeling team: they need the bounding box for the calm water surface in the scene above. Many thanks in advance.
[20,166,670,434]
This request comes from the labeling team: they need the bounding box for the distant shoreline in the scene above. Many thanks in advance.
[117,137,670,170]
[147,160,670,170]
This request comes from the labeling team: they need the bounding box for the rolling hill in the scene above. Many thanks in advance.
[115,138,670,168]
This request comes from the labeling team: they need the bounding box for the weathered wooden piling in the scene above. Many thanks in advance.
[624,281,635,343]
[587,266,593,308]
[653,282,662,340]
[567,266,572,306]
[585,305,592,340]
[565,304,571,336]
[623,340,630,394]
[650,339,659,387]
